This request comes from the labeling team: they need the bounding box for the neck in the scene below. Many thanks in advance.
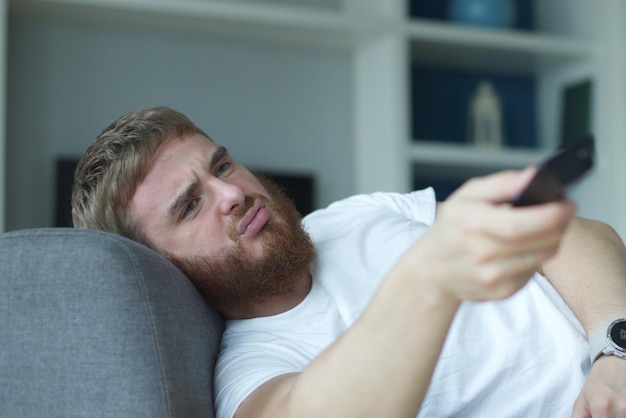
[224,270,312,320]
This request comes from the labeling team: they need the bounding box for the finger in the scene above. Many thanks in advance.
[450,247,543,300]
[450,167,538,204]
[435,200,571,270]
[462,228,561,269]
[571,395,591,418]
[464,200,576,244]
[462,260,536,300]
[508,248,555,273]
[487,229,565,263]
[481,243,581,300]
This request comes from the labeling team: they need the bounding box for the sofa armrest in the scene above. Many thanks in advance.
[0,228,224,418]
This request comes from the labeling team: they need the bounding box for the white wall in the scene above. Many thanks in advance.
[535,0,626,237]
[6,16,353,230]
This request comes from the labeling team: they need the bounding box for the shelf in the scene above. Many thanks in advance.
[407,141,550,171]
[10,0,596,63]
[9,0,371,49]
[408,141,549,200]
[406,18,595,74]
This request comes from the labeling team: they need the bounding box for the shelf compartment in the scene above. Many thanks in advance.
[406,18,594,74]
[411,64,538,149]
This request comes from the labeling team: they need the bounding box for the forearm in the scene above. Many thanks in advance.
[293,259,459,417]
[542,217,626,337]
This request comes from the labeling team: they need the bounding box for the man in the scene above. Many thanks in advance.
[72,106,626,417]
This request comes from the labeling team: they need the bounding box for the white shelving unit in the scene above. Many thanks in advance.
[4,0,626,236]
[351,0,595,192]
[9,0,365,49]
[404,17,595,188]
[350,0,626,239]
[0,0,6,233]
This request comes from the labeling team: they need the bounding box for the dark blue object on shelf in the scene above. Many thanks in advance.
[408,0,534,30]
[448,0,516,28]
[411,66,537,149]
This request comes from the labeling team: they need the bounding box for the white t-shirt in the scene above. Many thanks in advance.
[214,189,591,418]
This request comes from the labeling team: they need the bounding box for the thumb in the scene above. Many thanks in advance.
[450,167,538,204]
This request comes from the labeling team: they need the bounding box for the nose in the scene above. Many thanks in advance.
[207,177,245,215]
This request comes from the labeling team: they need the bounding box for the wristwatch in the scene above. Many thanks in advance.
[590,318,626,363]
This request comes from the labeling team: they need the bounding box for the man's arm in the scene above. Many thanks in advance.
[542,217,626,337]
[234,169,574,418]
[236,263,460,418]
[542,218,626,417]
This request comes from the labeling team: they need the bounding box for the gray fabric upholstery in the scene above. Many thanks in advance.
[0,228,224,417]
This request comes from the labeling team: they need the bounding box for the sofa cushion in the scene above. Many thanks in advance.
[0,228,223,417]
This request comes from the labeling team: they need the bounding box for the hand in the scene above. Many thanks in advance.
[408,168,576,302]
[572,356,626,417]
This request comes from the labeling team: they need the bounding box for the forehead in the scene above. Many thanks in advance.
[129,133,217,220]
[143,132,217,183]
[154,132,216,161]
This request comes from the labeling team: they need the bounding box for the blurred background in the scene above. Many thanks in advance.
[1,0,625,239]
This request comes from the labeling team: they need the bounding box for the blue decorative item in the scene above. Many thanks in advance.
[448,0,516,29]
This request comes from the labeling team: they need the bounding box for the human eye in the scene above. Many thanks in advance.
[214,160,234,178]
[182,199,199,219]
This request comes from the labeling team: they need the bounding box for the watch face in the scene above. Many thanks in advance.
[609,319,626,351]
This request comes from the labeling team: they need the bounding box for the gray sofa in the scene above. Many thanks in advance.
[0,227,224,417]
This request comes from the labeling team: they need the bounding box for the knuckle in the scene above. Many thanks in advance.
[476,265,531,300]
[477,266,506,289]
[615,397,626,416]
[500,223,523,241]
[589,395,613,416]
[457,222,480,243]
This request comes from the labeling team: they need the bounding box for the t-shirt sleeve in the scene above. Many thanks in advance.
[214,343,302,418]
[302,188,437,237]
[359,188,437,225]
[214,283,342,418]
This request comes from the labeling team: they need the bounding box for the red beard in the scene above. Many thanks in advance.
[170,175,316,317]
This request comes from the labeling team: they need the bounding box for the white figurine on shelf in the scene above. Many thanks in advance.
[470,80,504,148]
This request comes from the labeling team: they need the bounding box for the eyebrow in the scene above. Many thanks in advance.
[210,145,228,170]
[168,180,198,218]
[166,145,229,218]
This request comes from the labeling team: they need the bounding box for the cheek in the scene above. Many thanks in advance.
[171,221,239,260]
[236,169,269,194]
[146,222,203,259]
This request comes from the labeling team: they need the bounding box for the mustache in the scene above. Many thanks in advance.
[234,194,269,219]
[227,193,271,241]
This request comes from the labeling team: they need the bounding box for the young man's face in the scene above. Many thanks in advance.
[128,133,315,317]
[130,133,270,259]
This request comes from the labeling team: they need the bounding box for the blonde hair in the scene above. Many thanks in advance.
[71,106,209,243]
